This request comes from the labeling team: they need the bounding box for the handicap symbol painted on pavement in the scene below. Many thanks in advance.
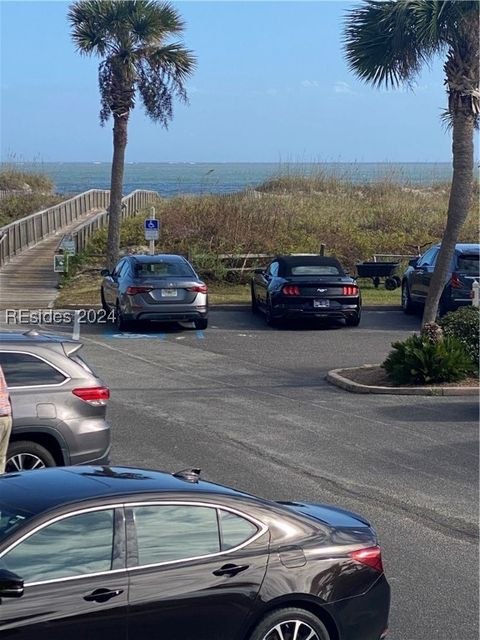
[103,330,166,339]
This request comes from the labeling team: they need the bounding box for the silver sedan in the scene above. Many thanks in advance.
[100,254,208,331]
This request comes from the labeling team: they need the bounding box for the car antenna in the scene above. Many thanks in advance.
[173,468,201,483]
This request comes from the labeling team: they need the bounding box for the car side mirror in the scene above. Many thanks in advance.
[409,258,418,268]
[253,268,264,275]
[0,570,24,598]
[100,269,110,277]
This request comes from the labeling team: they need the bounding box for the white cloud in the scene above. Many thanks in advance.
[334,81,354,94]
[301,80,320,88]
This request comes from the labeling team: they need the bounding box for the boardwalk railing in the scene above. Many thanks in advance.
[68,190,158,254]
[0,189,158,267]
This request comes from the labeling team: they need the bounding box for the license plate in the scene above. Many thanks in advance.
[161,289,178,297]
[314,299,330,308]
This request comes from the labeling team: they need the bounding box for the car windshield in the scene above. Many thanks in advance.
[135,261,195,278]
[457,254,479,275]
[0,503,35,543]
[289,265,341,276]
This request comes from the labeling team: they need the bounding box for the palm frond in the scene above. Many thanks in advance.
[70,0,195,125]
[68,0,114,55]
[343,0,437,88]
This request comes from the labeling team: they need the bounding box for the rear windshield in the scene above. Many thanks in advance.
[289,265,341,276]
[135,261,195,278]
[457,254,479,275]
[0,504,34,543]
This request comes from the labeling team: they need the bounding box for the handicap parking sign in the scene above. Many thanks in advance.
[144,218,160,240]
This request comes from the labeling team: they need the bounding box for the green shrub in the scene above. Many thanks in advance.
[0,170,54,193]
[382,334,475,385]
[0,193,64,226]
[439,306,479,366]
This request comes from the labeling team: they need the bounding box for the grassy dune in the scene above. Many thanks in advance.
[0,170,63,225]
[56,173,479,307]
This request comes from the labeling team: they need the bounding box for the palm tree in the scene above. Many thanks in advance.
[344,0,479,324]
[69,0,196,269]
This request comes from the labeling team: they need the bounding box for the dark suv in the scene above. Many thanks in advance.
[402,243,480,315]
[0,331,111,473]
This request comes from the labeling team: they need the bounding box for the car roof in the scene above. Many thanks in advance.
[431,243,480,253]
[129,254,187,263]
[276,253,340,267]
[0,466,252,516]
[0,331,77,345]
[455,244,480,254]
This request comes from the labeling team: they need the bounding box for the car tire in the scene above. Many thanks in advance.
[345,312,361,327]
[249,607,329,640]
[6,441,56,473]
[401,282,416,315]
[115,302,131,332]
[251,285,259,314]
[194,318,208,330]
[438,298,452,318]
[264,301,277,327]
[100,287,110,313]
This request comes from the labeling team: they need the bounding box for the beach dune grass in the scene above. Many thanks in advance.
[56,173,479,307]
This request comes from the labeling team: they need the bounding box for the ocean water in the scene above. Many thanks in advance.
[5,162,453,196]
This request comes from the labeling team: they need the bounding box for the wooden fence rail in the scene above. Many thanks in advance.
[0,189,159,268]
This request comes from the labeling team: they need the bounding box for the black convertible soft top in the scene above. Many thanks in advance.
[276,255,345,277]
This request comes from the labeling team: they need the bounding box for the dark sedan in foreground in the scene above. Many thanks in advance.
[402,243,480,315]
[0,466,390,640]
[251,255,362,326]
[100,254,208,331]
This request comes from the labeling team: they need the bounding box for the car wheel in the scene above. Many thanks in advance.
[264,301,277,327]
[115,302,131,332]
[251,285,259,314]
[100,287,110,313]
[194,318,208,330]
[6,441,56,473]
[345,312,361,327]
[401,282,416,315]
[438,298,451,318]
[249,607,329,640]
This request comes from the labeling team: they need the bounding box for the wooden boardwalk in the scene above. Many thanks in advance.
[0,210,102,310]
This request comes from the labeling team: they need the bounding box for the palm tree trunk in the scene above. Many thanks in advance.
[422,110,475,325]
[106,113,128,271]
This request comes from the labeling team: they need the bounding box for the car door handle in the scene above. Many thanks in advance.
[212,563,249,577]
[83,588,124,603]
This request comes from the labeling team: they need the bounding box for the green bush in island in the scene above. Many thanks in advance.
[439,306,480,367]
[382,323,475,385]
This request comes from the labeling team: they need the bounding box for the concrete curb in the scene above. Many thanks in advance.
[326,365,479,396]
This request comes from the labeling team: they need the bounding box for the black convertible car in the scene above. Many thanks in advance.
[251,255,362,326]
[0,466,390,640]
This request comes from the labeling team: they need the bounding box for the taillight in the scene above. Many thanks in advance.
[451,273,462,289]
[188,284,208,293]
[343,286,358,296]
[282,285,301,296]
[126,286,153,295]
[72,386,110,406]
[349,546,384,573]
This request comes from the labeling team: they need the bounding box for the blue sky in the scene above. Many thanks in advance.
[1,0,456,162]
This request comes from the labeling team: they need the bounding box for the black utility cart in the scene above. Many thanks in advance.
[356,261,401,289]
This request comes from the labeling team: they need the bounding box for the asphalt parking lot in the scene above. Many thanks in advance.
[4,309,479,639]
